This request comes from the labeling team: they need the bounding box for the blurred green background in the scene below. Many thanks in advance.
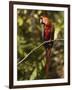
[17,9,64,80]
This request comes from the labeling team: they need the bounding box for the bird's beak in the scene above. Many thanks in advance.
[40,18,43,24]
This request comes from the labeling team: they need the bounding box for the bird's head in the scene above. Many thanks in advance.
[40,16,50,25]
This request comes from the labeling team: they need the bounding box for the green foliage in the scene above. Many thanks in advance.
[17,9,64,80]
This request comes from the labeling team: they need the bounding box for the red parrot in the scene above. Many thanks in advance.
[40,16,55,78]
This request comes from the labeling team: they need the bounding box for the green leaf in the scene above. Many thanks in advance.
[18,16,23,26]
[30,68,37,80]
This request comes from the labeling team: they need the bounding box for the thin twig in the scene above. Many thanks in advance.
[17,39,64,65]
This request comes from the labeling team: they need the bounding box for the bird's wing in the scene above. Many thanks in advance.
[51,24,55,40]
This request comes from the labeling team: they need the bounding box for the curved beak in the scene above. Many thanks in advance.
[40,18,43,24]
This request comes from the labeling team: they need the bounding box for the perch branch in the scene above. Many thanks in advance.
[17,39,64,65]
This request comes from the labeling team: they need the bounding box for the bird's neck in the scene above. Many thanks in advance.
[44,23,52,30]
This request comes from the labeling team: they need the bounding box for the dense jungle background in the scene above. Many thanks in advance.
[17,9,64,80]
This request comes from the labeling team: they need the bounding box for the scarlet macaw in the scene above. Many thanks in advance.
[40,16,55,78]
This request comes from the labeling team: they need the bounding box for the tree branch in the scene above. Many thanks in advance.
[17,39,64,65]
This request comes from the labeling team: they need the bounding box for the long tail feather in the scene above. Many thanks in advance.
[45,48,51,78]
